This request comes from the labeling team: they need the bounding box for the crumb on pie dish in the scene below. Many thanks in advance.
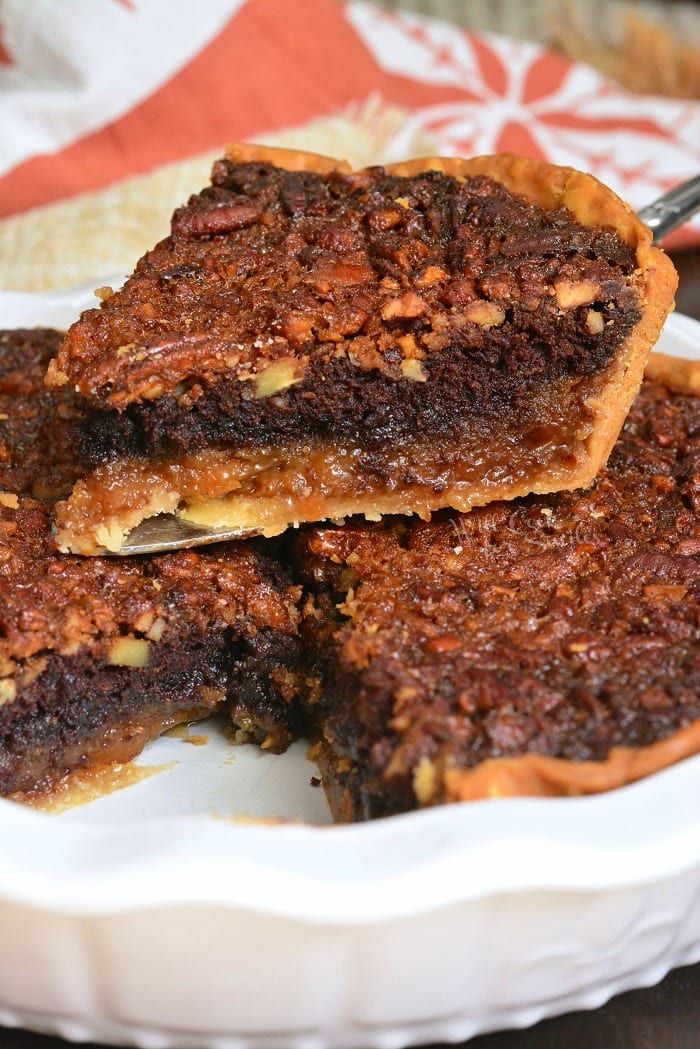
[46,144,677,555]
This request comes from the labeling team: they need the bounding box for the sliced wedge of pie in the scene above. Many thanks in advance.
[47,145,676,554]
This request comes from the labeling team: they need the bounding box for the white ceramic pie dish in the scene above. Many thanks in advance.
[0,285,699,1048]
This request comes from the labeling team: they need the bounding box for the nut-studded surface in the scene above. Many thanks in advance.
[54,156,645,465]
[297,375,700,819]
[0,330,304,796]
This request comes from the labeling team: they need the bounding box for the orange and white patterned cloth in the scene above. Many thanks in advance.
[0,0,698,290]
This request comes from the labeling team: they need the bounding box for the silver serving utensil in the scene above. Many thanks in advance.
[637,174,700,244]
[111,175,700,556]
[117,514,254,556]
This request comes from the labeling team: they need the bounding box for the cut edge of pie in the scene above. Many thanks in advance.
[315,715,700,819]
[297,352,700,817]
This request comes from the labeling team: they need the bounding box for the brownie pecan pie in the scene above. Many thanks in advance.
[47,145,676,554]
[2,330,699,812]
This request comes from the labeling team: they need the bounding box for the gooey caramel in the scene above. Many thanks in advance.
[55,377,599,554]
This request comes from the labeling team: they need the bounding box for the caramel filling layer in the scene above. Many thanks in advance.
[55,377,600,554]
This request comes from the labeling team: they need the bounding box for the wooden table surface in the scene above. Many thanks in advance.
[2,2,699,1047]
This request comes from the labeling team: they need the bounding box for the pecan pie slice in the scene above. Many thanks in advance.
[48,145,677,554]
[0,329,304,797]
[297,358,700,819]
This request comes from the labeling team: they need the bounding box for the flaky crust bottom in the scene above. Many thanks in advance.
[8,704,212,800]
[55,392,607,555]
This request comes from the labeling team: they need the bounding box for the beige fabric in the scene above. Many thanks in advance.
[0,100,436,293]
[376,0,699,45]
[549,6,700,98]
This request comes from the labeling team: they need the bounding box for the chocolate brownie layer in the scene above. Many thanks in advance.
[298,373,700,820]
[0,330,304,796]
[48,147,676,554]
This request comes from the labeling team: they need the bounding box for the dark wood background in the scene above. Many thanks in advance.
[0,958,698,1049]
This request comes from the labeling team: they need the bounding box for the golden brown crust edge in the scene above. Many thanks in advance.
[442,719,700,802]
[225,145,677,496]
[224,142,351,175]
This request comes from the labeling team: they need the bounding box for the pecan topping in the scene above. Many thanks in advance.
[172,201,262,238]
